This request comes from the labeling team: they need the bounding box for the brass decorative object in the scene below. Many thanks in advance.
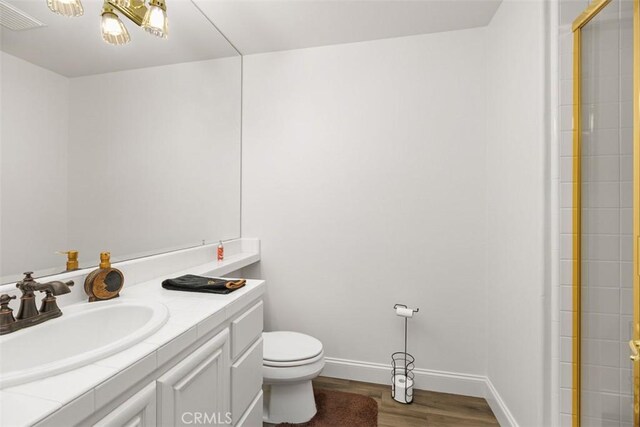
[84,252,125,302]
[57,250,79,271]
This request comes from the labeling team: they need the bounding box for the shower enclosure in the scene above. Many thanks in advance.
[572,0,639,425]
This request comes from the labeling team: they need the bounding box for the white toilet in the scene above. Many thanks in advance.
[262,331,325,424]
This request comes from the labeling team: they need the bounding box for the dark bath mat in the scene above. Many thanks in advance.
[276,389,378,427]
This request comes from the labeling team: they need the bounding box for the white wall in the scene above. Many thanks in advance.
[242,29,489,376]
[485,1,549,426]
[0,52,69,279]
[66,57,241,268]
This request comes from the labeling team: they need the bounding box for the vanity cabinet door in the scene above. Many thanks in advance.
[157,328,230,427]
[93,382,156,427]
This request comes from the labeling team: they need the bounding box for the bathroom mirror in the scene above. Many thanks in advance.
[0,0,241,284]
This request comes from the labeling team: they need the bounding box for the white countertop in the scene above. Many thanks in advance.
[0,270,265,427]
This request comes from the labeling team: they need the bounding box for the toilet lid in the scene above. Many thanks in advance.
[263,331,323,362]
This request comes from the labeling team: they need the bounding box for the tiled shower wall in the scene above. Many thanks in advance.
[558,0,634,425]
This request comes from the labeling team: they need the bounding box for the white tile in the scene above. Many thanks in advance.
[620,127,633,154]
[561,311,573,336]
[561,260,573,285]
[560,131,574,156]
[582,76,619,104]
[583,182,619,208]
[620,316,633,341]
[582,339,619,368]
[560,79,573,106]
[585,288,619,314]
[620,370,633,397]
[561,208,573,234]
[621,341,635,368]
[582,365,620,394]
[583,48,619,78]
[620,288,633,315]
[620,395,633,423]
[156,326,198,367]
[5,364,115,405]
[584,261,620,287]
[560,105,574,131]
[560,362,572,389]
[94,341,157,370]
[583,129,619,155]
[94,353,157,405]
[619,156,633,182]
[620,100,633,129]
[560,53,573,80]
[581,103,619,130]
[584,313,619,340]
[582,208,620,235]
[561,233,573,260]
[619,208,633,235]
[561,285,573,310]
[620,235,632,262]
[620,262,633,288]
[561,183,574,208]
[584,156,620,182]
[583,235,619,262]
[560,387,572,414]
[620,182,632,208]
[560,156,573,182]
[35,391,94,427]
[0,391,61,427]
[561,336,573,362]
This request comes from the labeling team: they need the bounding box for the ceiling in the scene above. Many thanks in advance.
[0,0,501,77]
[195,0,502,55]
[0,0,238,77]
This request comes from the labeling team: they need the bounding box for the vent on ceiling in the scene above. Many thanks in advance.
[0,0,45,31]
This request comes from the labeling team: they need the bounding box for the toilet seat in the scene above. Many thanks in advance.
[263,331,323,364]
[263,350,324,367]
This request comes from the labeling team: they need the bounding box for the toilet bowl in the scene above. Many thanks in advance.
[262,331,325,424]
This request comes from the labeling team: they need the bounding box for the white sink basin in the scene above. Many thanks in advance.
[0,300,169,389]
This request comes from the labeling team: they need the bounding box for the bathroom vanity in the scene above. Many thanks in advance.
[0,240,264,427]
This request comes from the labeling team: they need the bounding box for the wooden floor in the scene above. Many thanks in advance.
[313,376,499,427]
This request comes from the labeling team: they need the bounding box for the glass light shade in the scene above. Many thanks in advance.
[47,0,84,17]
[101,11,130,45]
[142,4,168,39]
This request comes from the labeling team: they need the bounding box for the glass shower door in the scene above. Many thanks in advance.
[573,0,639,425]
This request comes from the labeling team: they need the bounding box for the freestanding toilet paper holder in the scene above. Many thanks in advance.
[391,303,419,404]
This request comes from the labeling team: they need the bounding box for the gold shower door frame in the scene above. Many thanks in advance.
[572,0,640,426]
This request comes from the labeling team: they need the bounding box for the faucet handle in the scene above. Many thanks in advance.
[0,294,16,308]
[23,272,34,280]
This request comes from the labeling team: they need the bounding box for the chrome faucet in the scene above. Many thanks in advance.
[0,272,74,335]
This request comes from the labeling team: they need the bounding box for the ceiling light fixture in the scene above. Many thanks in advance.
[46,0,168,45]
[47,0,83,17]
[101,3,130,45]
[142,0,167,39]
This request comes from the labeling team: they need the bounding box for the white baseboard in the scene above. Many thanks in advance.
[322,357,518,427]
[484,377,519,427]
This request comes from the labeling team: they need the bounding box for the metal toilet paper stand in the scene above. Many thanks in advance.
[391,303,419,404]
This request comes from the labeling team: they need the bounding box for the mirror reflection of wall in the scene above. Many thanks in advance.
[0,0,241,284]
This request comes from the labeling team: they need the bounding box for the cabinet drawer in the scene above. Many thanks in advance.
[231,337,263,424]
[93,382,156,427]
[231,301,263,359]
[236,391,263,427]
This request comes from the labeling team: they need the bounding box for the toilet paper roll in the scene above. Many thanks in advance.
[393,374,414,403]
[395,306,414,318]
